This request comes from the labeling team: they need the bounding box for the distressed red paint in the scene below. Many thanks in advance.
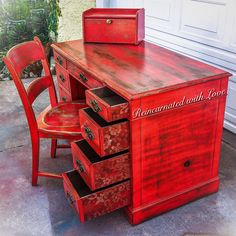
[79,108,129,157]
[3,37,87,185]
[86,87,129,122]
[71,139,130,191]
[63,171,130,223]
[83,8,145,45]
[52,39,231,224]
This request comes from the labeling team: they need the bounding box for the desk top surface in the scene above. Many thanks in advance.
[52,40,230,100]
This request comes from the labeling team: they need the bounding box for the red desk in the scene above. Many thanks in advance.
[52,40,231,224]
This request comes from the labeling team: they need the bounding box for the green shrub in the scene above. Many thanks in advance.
[0,0,61,79]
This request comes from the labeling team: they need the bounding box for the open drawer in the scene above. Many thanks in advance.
[71,139,130,190]
[63,170,130,223]
[86,87,129,122]
[80,108,129,157]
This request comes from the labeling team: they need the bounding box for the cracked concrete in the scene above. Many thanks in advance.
[0,79,236,236]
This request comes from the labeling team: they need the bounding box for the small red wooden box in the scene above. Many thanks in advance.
[83,8,145,45]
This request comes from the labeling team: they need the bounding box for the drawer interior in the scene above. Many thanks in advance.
[66,170,129,197]
[83,108,127,127]
[75,139,128,163]
[91,87,127,106]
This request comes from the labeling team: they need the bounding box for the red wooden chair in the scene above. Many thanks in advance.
[3,37,87,186]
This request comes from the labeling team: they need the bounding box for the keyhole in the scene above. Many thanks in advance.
[184,160,191,167]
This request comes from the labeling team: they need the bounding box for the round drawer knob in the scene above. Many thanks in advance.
[184,160,191,167]
[106,19,112,24]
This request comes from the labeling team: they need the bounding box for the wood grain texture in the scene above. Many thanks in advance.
[63,171,130,223]
[55,63,70,92]
[79,108,129,157]
[3,37,88,185]
[51,40,230,100]
[125,177,219,225]
[71,139,130,190]
[67,60,103,89]
[86,87,129,122]
[127,77,229,223]
[83,8,144,45]
[52,39,231,224]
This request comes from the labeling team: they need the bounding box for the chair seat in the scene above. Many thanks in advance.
[38,102,88,139]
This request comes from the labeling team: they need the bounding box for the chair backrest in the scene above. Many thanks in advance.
[3,37,58,135]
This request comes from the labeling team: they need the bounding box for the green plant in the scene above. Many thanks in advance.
[0,0,61,79]
[48,0,61,41]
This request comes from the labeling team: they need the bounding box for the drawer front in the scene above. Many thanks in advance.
[54,51,67,68]
[63,170,130,222]
[84,19,136,44]
[55,64,70,91]
[71,139,130,190]
[86,87,129,122]
[58,85,72,102]
[80,108,129,157]
[67,61,103,89]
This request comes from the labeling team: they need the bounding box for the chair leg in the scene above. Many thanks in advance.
[51,139,57,158]
[32,137,40,186]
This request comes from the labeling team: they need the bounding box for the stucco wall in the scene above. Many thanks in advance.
[57,0,95,42]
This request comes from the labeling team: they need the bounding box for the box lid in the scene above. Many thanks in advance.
[83,8,143,19]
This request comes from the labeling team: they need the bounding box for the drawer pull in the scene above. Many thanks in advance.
[56,56,63,65]
[106,19,112,24]
[66,192,74,205]
[84,125,94,140]
[184,160,191,167]
[79,72,88,83]
[59,74,65,83]
[62,96,67,102]
[90,100,102,113]
[76,160,85,173]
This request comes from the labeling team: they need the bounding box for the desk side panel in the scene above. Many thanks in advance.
[127,77,229,224]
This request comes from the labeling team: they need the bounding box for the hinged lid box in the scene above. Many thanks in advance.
[83,8,145,45]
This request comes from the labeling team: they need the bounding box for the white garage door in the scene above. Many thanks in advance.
[97,0,236,134]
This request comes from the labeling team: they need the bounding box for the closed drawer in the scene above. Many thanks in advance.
[80,108,129,157]
[54,51,67,68]
[58,85,72,102]
[63,170,130,223]
[71,139,130,191]
[55,64,70,91]
[86,87,129,122]
[67,61,103,89]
